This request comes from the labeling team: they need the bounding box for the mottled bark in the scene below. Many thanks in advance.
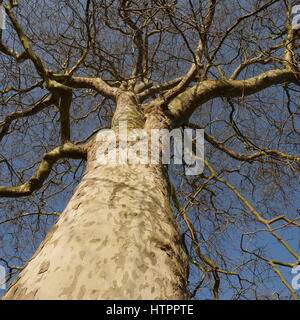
[2,91,189,300]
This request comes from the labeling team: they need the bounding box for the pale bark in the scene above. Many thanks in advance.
[2,91,189,300]
[2,145,188,299]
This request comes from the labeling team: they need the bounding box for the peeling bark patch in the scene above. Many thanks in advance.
[77,285,86,299]
[59,265,84,299]
[79,251,86,259]
[38,260,50,274]
[22,289,39,300]
[90,289,100,299]
[109,183,127,207]
[72,202,81,210]
[158,244,173,257]
[84,221,96,227]
[89,238,101,243]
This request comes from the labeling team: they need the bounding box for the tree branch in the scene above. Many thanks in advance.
[165,68,300,126]
[0,94,58,142]
[58,89,72,143]
[187,122,300,165]
[4,4,47,77]
[0,142,87,198]
[51,75,117,99]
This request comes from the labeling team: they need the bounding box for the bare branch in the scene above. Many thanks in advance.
[51,75,117,99]
[0,94,58,142]
[0,142,87,198]
[165,68,299,125]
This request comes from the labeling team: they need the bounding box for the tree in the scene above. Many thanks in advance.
[0,0,299,300]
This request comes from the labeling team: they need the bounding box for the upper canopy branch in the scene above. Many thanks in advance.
[51,75,117,100]
[0,38,29,62]
[0,94,58,143]
[4,3,47,77]
[160,68,300,126]
[2,2,117,102]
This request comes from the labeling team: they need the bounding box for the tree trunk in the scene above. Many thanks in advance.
[2,92,189,300]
